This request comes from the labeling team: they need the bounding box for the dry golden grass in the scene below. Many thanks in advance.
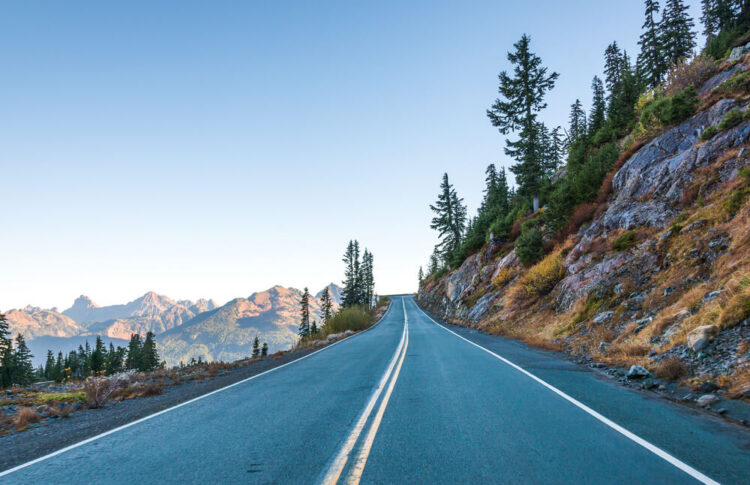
[13,407,41,430]
[651,357,688,381]
[507,248,567,303]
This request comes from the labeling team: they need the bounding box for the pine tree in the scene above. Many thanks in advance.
[54,351,64,382]
[428,250,440,274]
[252,336,261,357]
[0,313,11,388]
[418,266,424,286]
[320,286,334,326]
[430,173,467,261]
[299,287,310,338]
[310,320,319,335]
[141,332,159,372]
[661,0,696,65]
[568,99,587,141]
[125,334,142,371]
[13,334,34,385]
[90,336,106,375]
[548,127,566,171]
[360,249,374,308]
[261,342,268,356]
[589,76,607,136]
[604,42,624,98]
[44,350,55,380]
[487,34,558,212]
[638,0,667,88]
[341,241,362,308]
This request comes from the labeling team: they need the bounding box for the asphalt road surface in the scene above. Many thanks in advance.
[2,296,749,484]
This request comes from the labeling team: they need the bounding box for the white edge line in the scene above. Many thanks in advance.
[411,299,719,485]
[318,297,407,485]
[0,299,396,478]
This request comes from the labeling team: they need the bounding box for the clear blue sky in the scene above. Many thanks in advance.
[1,0,702,310]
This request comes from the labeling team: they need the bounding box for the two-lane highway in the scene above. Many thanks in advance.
[3,296,749,484]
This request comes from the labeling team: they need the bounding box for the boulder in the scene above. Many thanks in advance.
[728,41,750,62]
[627,365,650,379]
[696,394,719,407]
[687,325,720,351]
[592,311,614,324]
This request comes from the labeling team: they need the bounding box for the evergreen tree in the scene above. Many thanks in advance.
[299,287,311,338]
[141,332,159,372]
[320,286,334,326]
[418,266,424,286]
[90,336,106,375]
[568,99,587,141]
[341,241,362,308]
[701,0,738,37]
[604,42,624,98]
[589,76,607,136]
[360,249,374,308]
[44,350,55,380]
[54,351,64,382]
[0,313,11,388]
[252,336,261,357]
[430,173,467,261]
[13,334,34,385]
[638,0,667,88]
[548,127,566,172]
[310,320,319,335]
[261,342,268,357]
[661,0,696,65]
[428,250,440,274]
[125,334,142,371]
[487,34,558,212]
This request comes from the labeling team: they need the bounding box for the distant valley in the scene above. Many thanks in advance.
[3,284,341,366]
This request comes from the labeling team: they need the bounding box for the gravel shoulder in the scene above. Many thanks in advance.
[0,345,323,472]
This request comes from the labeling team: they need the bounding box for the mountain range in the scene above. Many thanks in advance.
[3,284,341,366]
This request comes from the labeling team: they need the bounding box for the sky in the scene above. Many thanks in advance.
[0,0,703,310]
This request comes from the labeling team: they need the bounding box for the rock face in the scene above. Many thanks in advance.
[418,63,750,392]
[600,99,747,231]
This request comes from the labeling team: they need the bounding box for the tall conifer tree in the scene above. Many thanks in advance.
[487,34,558,212]
[299,287,310,338]
[638,0,666,88]
[661,0,696,65]
[430,173,467,262]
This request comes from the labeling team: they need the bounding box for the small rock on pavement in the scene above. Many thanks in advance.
[627,365,650,379]
[696,394,719,407]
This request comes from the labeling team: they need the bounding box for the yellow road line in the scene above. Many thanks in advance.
[319,297,409,485]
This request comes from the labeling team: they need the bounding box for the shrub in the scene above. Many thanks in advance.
[652,357,688,381]
[613,231,637,251]
[83,376,126,408]
[704,25,746,59]
[14,407,41,430]
[322,306,373,335]
[663,54,716,96]
[715,69,750,97]
[701,125,718,141]
[515,227,544,266]
[513,252,566,300]
[636,87,698,138]
[492,268,517,288]
[717,108,748,131]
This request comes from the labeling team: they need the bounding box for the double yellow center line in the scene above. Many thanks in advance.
[319,297,409,485]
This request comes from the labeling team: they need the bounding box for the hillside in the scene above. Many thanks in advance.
[157,284,341,365]
[419,55,750,400]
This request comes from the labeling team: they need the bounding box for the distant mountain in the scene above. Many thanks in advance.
[60,292,218,338]
[158,284,341,365]
[5,307,84,340]
[316,283,343,304]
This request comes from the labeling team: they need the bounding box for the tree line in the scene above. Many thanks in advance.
[1,312,164,387]
[422,0,749,280]
[299,240,375,339]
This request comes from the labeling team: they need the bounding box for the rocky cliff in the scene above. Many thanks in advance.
[419,62,750,400]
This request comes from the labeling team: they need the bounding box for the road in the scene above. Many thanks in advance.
[2,296,749,484]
